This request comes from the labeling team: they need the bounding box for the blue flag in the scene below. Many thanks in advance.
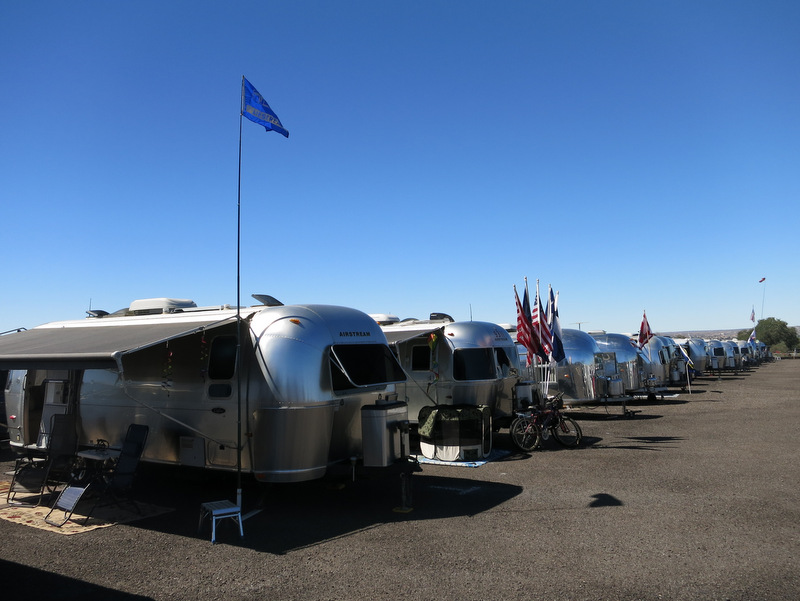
[546,285,566,363]
[242,77,289,138]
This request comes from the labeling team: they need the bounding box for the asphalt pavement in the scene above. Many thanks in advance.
[1,359,798,601]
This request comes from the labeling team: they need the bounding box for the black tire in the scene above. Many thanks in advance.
[510,417,541,452]
[552,416,582,447]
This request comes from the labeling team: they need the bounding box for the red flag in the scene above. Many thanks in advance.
[758,277,766,283]
[637,310,653,349]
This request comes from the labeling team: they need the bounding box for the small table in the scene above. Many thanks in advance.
[75,448,121,478]
[77,448,121,462]
[198,500,244,544]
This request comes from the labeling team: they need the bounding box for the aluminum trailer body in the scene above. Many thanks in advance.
[736,340,757,367]
[1,299,406,483]
[376,316,521,427]
[706,339,727,371]
[641,335,687,387]
[685,338,710,374]
[541,329,625,406]
[590,332,646,394]
[722,340,741,370]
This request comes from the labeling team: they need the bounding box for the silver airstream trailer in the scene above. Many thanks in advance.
[0,298,407,483]
[722,341,742,371]
[736,340,756,367]
[640,335,687,387]
[662,336,690,385]
[706,339,727,371]
[683,337,710,374]
[541,329,624,406]
[374,314,521,428]
[590,332,645,395]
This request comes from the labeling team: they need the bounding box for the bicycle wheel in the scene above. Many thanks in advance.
[510,417,541,452]
[552,416,582,447]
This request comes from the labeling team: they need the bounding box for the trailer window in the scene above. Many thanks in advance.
[411,345,430,371]
[209,336,237,380]
[453,348,496,381]
[330,344,406,393]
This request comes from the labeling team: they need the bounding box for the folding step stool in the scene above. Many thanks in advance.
[198,500,243,544]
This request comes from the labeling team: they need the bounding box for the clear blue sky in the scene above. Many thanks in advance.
[2,1,797,336]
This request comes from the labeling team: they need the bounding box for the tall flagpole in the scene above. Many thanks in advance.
[235,76,245,508]
[233,76,287,510]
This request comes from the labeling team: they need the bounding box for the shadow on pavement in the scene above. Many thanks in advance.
[0,560,154,600]
[126,462,523,554]
[599,435,686,451]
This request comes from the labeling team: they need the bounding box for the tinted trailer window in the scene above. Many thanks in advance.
[453,348,496,381]
[330,344,406,393]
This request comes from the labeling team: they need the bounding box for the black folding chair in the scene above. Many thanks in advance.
[84,424,150,518]
[7,413,77,506]
[45,423,149,527]
[44,476,93,527]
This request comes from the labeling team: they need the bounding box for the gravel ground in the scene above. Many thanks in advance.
[1,360,798,601]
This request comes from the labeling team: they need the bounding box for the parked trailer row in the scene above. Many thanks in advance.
[1,296,772,478]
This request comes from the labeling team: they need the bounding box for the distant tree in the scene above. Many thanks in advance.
[736,329,752,341]
[753,317,799,350]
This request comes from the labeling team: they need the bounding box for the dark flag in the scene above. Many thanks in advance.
[637,310,653,349]
[546,285,566,363]
[531,281,552,362]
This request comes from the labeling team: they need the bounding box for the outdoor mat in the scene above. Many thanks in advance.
[0,481,173,535]
[412,448,510,467]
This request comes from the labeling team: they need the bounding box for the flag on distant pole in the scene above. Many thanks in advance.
[749,329,756,342]
[242,77,289,137]
[750,306,755,322]
[637,310,653,349]
[545,285,566,363]
[758,277,766,283]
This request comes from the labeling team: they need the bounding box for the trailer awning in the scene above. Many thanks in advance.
[0,318,236,370]
[381,326,444,346]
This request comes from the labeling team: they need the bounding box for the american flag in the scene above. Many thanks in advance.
[531,281,552,360]
[750,307,755,322]
[637,310,654,349]
[515,286,536,366]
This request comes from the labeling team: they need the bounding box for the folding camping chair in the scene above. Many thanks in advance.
[7,413,77,506]
[45,424,149,527]
[44,476,94,527]
[84,423,149,517]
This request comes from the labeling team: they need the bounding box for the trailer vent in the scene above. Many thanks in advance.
[129,298,197,315]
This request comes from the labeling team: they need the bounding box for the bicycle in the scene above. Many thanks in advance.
[509,393,582,452]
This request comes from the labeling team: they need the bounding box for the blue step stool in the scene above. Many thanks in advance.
[198,500,243,544]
